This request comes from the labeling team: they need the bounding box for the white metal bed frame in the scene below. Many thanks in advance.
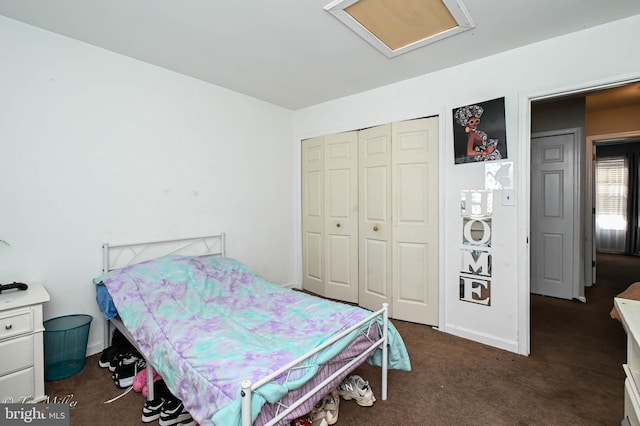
[244,305,389,426]
[99,233,390,426]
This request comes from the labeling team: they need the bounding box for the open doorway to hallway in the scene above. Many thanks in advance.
[529,81,640,356]
[530,81,640,301]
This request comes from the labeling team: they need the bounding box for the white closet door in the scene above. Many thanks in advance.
[301,137,324,295]
[358,124,393,314]
[392,117,439,326]
[324,132,359,303]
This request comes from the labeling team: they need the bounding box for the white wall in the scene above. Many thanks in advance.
[293,15,640,354]
[0,16,295,355]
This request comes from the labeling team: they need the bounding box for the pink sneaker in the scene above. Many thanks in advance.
[133,368,161,394]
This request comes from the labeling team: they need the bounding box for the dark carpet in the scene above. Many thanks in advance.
[45,253,638,425]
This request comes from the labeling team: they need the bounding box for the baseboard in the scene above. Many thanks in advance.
[443,323,521,354]
[86,341,103,357]
[279,282,299,289]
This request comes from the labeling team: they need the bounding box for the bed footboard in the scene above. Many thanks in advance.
[241,303,390,426]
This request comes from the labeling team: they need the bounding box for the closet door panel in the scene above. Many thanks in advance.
[324,132,359,303]
[362,238,389,296]
[358,124,393,313]
[392,117,439,326]
[327,235,352,287]
[364,166,387,221]
[305,232,323,281]
[395,163,431,313]
[301,137,324,295]
[397,242,428,301]
[397,163,428,221]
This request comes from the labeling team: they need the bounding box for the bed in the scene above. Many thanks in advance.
[94,234,411,426]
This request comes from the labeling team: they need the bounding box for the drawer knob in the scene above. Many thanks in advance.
[5,324,12,330]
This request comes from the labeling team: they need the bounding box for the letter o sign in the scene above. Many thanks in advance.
[463,219,491,245]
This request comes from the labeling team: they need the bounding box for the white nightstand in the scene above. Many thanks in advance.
[0,284,50,403]
[616,297,640,425]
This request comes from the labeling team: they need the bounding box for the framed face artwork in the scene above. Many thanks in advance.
[453,97,507,165]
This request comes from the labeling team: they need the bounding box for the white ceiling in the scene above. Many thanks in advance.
[1,0,640,110]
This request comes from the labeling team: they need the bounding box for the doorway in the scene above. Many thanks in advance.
[525,79,640,355]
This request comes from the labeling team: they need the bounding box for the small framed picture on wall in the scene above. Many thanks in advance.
[453,97,507,165]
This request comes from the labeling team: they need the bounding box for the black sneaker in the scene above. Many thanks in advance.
[141,380,171,422]
[108,351,130,372]
[141,397,165,423]
[112,358,146,388]
[99,346,119,368]
[142,398,166,423]
[159,399,192,426]
[109,349,141,372]
[99,329,129,368]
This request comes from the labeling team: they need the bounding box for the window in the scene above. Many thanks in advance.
[596,156,628,252]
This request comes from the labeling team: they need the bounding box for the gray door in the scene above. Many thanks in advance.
[531,129,580,300]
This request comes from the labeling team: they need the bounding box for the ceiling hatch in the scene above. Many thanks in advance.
[324,0,475,57]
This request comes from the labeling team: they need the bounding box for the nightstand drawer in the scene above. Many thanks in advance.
[0,308,33,340]
[0,367,35,403]
[0,334,34,376]
[0,284,49,404]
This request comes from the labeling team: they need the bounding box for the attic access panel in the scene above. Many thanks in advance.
[324,0,475,57]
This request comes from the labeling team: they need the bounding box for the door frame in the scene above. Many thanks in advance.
[517,74,640,356]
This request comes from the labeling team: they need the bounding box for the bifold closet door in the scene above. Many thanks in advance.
[301,137,325,295]
[358,123,393,314]
[392,117,439,326]
[323,132,359,303]
[303,118,439,325]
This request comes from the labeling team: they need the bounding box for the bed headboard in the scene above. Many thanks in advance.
[102,233,225,273]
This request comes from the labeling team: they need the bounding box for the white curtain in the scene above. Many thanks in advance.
[596,156,628,253]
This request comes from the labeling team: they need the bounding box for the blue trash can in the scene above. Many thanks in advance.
[43,314,93,381]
